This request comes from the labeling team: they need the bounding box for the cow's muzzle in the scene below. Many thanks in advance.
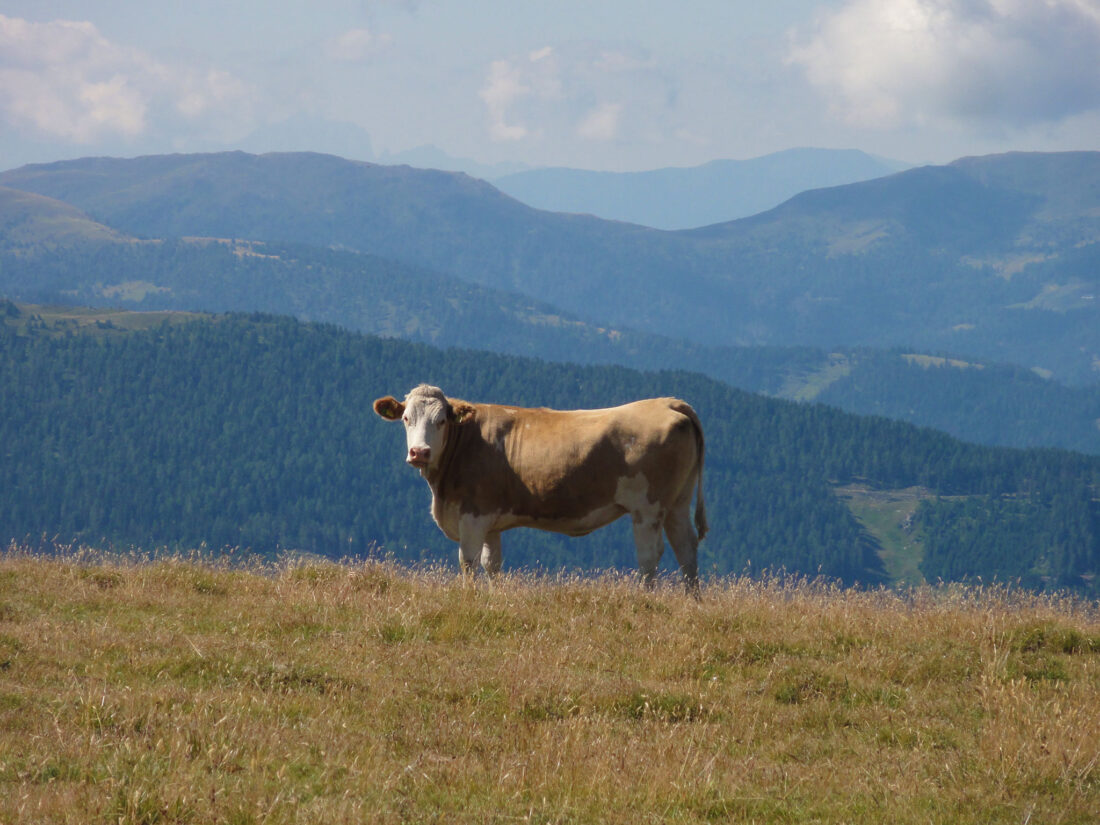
[407,447,431,468]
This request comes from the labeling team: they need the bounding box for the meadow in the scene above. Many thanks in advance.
[1,549,1098,824]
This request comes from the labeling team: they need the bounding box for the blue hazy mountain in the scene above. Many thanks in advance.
[1,150,1096,385]
[492,148,909,229]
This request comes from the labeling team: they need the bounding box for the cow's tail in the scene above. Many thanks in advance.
[672,400,708,541]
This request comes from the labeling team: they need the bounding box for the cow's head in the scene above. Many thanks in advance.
[373,384,474,472]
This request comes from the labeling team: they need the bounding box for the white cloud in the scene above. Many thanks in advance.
[0,15,148,141]
[0,14,251,144]
[478,43,676,151]
[788,0,1100,130]
[576,102,623,141]
[175,69,249,119]
[479,58,531,141]
[529,46,554,63]
[77,74,146,136]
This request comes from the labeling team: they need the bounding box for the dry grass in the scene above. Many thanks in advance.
[1,550,1099,824]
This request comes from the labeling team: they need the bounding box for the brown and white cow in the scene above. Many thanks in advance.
[373,384,707,591]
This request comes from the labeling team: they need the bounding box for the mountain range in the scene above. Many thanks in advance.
[3,146,1100,587]
[0,149,1098,455]
[3,149,1096,380]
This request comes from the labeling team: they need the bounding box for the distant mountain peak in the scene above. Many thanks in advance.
[491,147,912,230]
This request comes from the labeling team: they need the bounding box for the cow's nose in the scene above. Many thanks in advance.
[408,446,431,466]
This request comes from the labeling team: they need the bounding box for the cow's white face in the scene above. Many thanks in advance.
[373,385,463,474]
[400,392,450,471]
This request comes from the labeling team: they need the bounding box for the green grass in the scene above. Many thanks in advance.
[836,484,929,585]
[2,550,1099,824]
[775,352,853,401]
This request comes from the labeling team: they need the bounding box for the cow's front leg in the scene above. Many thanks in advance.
[457,513,494,585]
[481,532,502,578]
[457,545,477,584]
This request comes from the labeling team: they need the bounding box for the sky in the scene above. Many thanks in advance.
[2,0,1099,174]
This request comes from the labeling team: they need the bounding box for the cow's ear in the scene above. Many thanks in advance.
[452,402,476,424]
[373,396,405,421]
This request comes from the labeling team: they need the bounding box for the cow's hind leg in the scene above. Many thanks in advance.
[631,512,665,590]
[665,506,701,598]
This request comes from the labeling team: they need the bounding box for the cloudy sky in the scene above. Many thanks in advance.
[2,0,1099,173]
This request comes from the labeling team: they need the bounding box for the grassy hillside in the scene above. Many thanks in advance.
[2,302,208,335]
[2,552,1098,824]
[836,485,930,586]
[0,186,126,248]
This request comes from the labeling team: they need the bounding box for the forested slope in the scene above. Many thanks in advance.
[808,351,1100,455]
[2,304,1098,591]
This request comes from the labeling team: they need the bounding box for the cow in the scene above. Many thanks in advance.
[372,384,707,593]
